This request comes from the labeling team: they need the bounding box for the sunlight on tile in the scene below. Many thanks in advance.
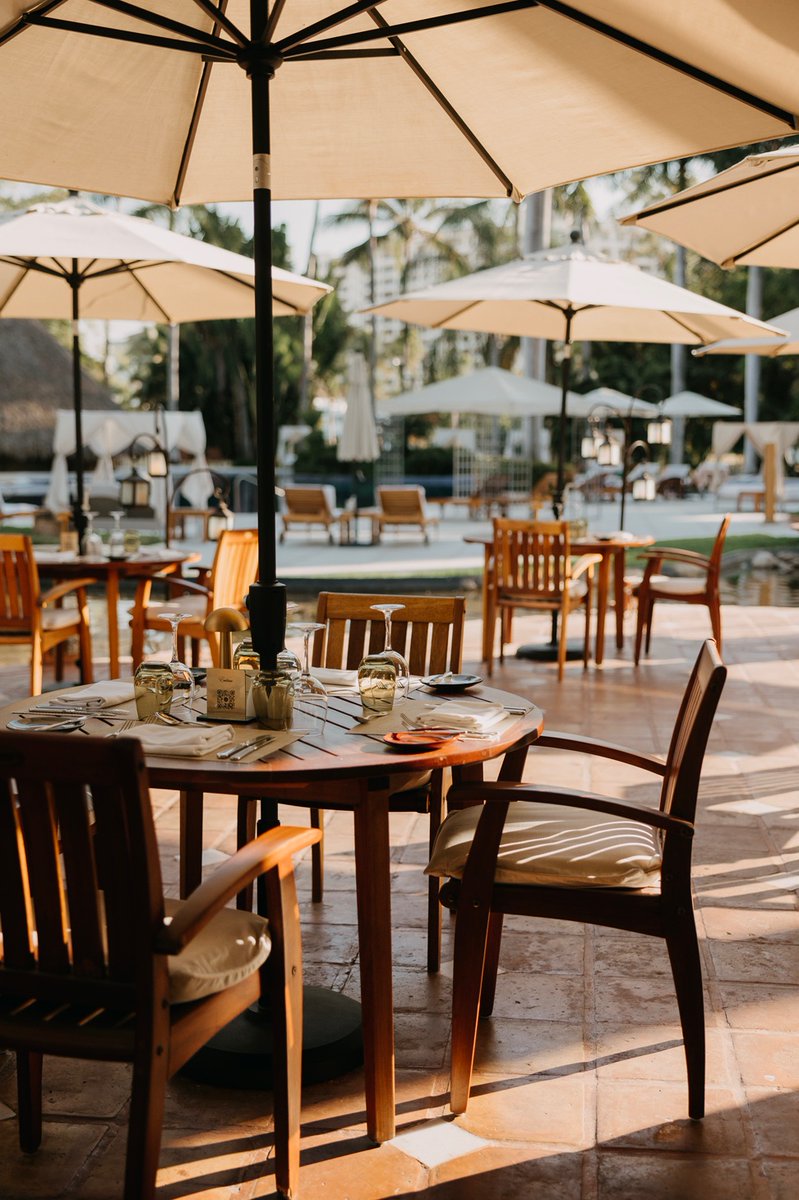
[389,1117,491,1168]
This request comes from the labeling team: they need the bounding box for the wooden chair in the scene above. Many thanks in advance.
[487,518,599,681]
[279,486,352,544]
[0,731,319,1199]
[634,515,731,663]
[427,639,726,1120]
[0,533,93,695]
[360,486,439,544]
[130,528,258,668]
[238,591,466,973]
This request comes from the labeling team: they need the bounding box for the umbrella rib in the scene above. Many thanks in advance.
[23,12,235,59]
[123,268,174,323]
[0,267,30,315]
[360,7,518,201]
[622,158,799,223]
[0,256,68,281]
[535,0,797,129]
[173,0,234,207]
[0,0,64,48]
[263,0,288,42]
[275,0,392,52]
[289,47,399,60]
[87,0,237,56]
[185,0,247,46]
[279,0,540,57]
[722,215,799,268]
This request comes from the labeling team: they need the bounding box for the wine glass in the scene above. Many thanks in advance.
[82,510,104,558]
[108,510,126,560]
[158,611,195,712]
[287,621,328,734]
[277,600,302,676]
[371,603,410,700]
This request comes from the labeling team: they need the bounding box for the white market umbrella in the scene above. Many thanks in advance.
[338,354,380,463]
[368,238,784,510]
[575,387,660,419]
[378,367,581,419]
[694,307,799,358]
[0,198,330,534]
[661,391,741,417]
[3,3,799,668]
[621,147,799,268]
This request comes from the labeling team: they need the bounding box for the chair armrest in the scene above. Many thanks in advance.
[155,825,321,955]
[533,729,668,775]
[637,548,712,569]
[153,576,212,600]
[38,577,97,606]
[448,781,690,835]
[570,553,602,579]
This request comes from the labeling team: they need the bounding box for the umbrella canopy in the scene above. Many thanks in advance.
[0,198,330,534]
[368,239,784,509]
[4,2,799,672]
[621,147,799,269]
[337,354,380,463]
[377,367,581,419]
[576,387,660,418]
[661,391,741,417]
[694,306,799,358]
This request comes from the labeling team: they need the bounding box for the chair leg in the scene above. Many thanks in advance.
[30,638,44,697]
[644,599,655,654]
[16,1050,43,1153]
[54,642,65,682]
[583,577,593,670]
[557,604,568,681]
[236,796,258,910]
[78,617,93,685]
[310,807,324,904]
[666,919,706,1120]
[125,1041,169,1200]
[479,912,504,1017]
[264,862,303,1198]
[450,895,492,1115]
[634,591,647,665]
[426,770,446,975]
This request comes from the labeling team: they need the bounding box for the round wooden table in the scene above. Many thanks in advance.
[3,683,543,1145]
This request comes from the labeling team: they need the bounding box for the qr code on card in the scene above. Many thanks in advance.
[215,688,237,711]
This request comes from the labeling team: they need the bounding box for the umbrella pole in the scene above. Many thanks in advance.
[552,312,573,521]
[245,55,286,669]
[70,268,88,552]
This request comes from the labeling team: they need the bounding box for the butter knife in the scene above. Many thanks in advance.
[217,734,274,761]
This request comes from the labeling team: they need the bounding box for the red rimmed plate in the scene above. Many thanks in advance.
[383,730,461,752]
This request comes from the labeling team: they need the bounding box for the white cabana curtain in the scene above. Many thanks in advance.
[46,410,211,513]
[711,421,799,495]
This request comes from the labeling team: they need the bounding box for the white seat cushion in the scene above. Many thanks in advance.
[566,577,588,599]
[164,898,270,1004]
[649,577,707,598]
[41,605,82,631]
[426,801,662,889]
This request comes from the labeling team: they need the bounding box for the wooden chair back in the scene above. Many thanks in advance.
[312,592,465,675]
[0,734,163,1019]
[658,639,726,826]
[376,486,426,519]
[0,534,39,635]
[707,514,731,584]
[284,486,334,519]
[493,518,571,601]
[208,529,259,611]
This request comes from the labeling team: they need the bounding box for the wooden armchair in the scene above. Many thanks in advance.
[361,486,439,544]
[0,731,319,1199]
[634,515,730,663]
[487,518,599,680]
[0,533,93,695]
[427,640,726,1120]
[279,486,352,544]
[130,528,258,668]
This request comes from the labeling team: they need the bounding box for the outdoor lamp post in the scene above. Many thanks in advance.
[120,434,171,546]
[582,392,666,529]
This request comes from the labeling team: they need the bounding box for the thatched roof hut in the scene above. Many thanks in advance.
[0,319,117,464]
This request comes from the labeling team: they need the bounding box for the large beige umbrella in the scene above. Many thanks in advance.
[368,238,785,511]
[2,3,799,666]
[0,197,330,539]
[694,306,799,357]
[621,147,799,268]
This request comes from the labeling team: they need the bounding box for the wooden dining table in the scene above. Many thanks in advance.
[3,682,543,1145]
[35,546,200,678]
[466,532,655,665]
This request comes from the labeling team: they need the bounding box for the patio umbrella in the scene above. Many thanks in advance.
[337,353,380,463]
[378,367,581,419]
[0,198,330,543]
[660,391,741,417]
[3,3,799,665]
[693,307,799,358]
[368,237,784,512]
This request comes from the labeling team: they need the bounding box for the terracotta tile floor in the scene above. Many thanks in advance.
[0,602,797,1199]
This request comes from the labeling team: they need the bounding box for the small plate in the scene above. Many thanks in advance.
[421,673,483,692]
[383,730,459,752]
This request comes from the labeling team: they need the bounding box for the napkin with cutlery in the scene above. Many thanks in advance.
[55,680,136,707]
[130,723,235,757]
[412,699,508,733]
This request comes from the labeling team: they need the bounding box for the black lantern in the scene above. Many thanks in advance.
[119,462,151,509]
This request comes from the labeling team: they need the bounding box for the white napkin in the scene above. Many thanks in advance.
[131,723,235,758]
[311,667,359,692]
[413,699,507,733]
[56,681,136,708]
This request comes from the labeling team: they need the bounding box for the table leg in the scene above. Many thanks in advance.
[594,551,611,666]
[613,548,626,651]
[179,789,204,898]
[353,782,395,1143]
[106,569,120,679]
[481,544,492,663]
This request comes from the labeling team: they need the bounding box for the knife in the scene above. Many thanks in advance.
[217,734,274,761]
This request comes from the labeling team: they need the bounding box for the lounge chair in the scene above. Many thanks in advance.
[279,485,353,544]
[360,485,439,544]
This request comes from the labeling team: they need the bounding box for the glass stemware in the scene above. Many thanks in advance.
[287,621,328,734]
[371,603,410,700]
[82,510,104,558]
[277,600,302,677]
[108,510,126,560]
[158,611,195,711]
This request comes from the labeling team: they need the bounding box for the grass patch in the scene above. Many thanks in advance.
[639,534,799,558]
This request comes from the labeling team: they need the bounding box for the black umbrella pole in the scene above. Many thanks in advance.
[70,272,88,552]
[552,332,573,521]
[246,55,286,669]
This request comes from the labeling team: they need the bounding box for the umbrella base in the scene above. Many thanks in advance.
[180,985,363,1089]
[515,641,585,663]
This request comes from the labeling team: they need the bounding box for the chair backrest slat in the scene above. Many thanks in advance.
[16,778,71,973]
[313,593,465,676]
[55,782,106,978]
[210,529,259,612]
[0,778,36,970]
[284,487,333,518]
[0,535,37,631]
[493,519,570,600]
[659,640,727,823]
[377,487,425,518]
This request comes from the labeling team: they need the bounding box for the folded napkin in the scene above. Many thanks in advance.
[56,681,136,708]
[131,723,234,758]
[413,699,507,733]
[311,667,359,692]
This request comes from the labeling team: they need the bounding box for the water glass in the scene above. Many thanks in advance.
[252,669,294,730]
[357,655,398,714]
[134,662,174,718]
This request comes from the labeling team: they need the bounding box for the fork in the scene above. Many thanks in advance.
[107,719,139,738]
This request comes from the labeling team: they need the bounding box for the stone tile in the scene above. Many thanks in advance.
[425,1143,585,1199]
[699,906,799,944]
[732,1032,799,1089]
[592,933,672,978]
[715,981,799,1031]
[479,972,585,1023]
[277,1128,427,1199]
[0,1060,131,1121]
[745,1087,799,1158]
[597,1080,745,1153]
[0,1121,106,1199]
[708,939,799,986]
[593,976,683,1025]
[473,1019,586,1077]
[762,1158,799,1200]
[456,1073,591,1148]
[485,929,586,976]
[594,1024,734,1087]
[596,1150,757,1200]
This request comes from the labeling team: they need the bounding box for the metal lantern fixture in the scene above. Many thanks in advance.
[597,434,622,467]
[581,434,599,460]
[119,461,151,509]
[646,416,673,446]
[632,472,657,501]
[146,447,168,478]
[207,492,235,541]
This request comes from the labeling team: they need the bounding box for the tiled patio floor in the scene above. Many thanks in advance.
[0,602,797,1199]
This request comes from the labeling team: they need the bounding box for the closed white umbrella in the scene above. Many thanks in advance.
[661,391,741,417]
[368,238,784,511]
[337,354,379,463]
[694,307,799,358]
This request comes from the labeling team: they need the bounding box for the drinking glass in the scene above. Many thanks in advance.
[134,661,174,718]
[371,603,410,700]
[158,611,195,711]
[287,622,328,734]
[107,510,126,560]
[82,511,104,558]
